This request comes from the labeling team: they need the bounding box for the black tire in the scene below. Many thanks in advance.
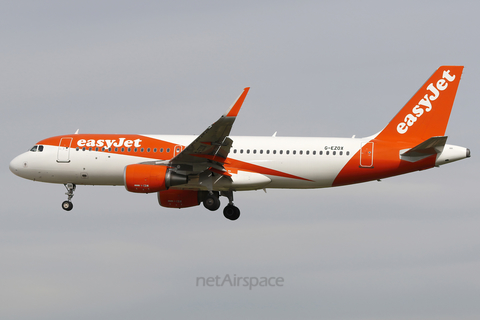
[203,195,221,211]
[62,201,73,211]
[223,205,240,220]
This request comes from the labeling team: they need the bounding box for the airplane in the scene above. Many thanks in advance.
[9,66,470,220]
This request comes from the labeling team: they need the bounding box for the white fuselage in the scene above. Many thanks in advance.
[9,134,468,192]
[10,135,362,189]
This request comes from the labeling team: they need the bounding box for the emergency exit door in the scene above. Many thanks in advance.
[360,142,374,168]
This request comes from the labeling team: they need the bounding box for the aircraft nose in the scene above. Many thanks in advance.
[9,154,26,176]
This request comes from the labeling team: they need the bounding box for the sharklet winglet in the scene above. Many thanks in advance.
[223,87,250,118]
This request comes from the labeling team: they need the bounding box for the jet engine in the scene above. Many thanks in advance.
[158,189,208,208]
[124,164,187,193]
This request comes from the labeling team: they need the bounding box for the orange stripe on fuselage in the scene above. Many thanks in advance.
[225,158,313,182]
[37,134,181,161]
[332,139,436,186]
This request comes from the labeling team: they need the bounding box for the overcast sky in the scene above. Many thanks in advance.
[1,1,480,319]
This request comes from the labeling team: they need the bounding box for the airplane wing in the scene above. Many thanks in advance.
[163,87,250,175]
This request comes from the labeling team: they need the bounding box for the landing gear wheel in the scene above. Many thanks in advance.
[62,201,73,211]
[223,204,240,220]
[62,183,76,211]
[203,194,221,211]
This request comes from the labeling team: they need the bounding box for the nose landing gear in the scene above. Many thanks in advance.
[62,183,76,211]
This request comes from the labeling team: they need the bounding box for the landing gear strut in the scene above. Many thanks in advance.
[62,183,76,211]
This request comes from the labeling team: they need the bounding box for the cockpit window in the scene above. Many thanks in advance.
[29,145,44,152]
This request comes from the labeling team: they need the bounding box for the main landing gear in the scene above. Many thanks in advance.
[202,191,240,221]
[203,191,221,211]
[62,183,76,211]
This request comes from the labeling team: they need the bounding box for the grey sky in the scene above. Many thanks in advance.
[1,1,479,319]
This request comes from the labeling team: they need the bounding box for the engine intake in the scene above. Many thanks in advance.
[124,164,187,193]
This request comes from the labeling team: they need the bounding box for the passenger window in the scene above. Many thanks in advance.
[326,151,329,155]
[293,150,296,155]
[299,150,303,155]
[279,150,283,155]
[141,148,144,152]
[347,151,350,156]
[247,150,250,154]
[76,147,79,151]
[240,149,243,154]
[114,148,118,152]
[83,147,86,151]
[340,151,343,155]
[333,151,336,155]
[147,148,151,152]
[160,148,164,153]
[153,148,157,152]
[313,151,316,155]
[286,150,290,155]
[253,150,256,154]
[319,151,323,155]
[166,148,170,153]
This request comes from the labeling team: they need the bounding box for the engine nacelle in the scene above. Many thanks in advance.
[124,164,187,193]
[158,189,207,208]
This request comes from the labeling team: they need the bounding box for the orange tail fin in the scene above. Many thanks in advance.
[375,66,464,143]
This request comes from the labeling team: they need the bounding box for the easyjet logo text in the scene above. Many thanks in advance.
[397,70,456,134]
[77,138,142,148]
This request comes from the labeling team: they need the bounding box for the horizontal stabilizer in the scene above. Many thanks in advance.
[400,136,448,162]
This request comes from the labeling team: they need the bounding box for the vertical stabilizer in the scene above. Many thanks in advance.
[375,66,463,143]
